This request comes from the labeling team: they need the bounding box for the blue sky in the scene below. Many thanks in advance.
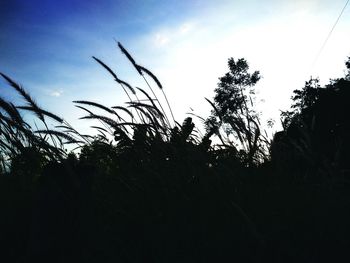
[1,0,350,133]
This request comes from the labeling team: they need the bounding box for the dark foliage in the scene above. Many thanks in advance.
[205,58,268,166]
[274,63,350,177]
[0,48,350,263]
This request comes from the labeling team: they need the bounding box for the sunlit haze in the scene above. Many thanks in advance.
[1,0,349,134]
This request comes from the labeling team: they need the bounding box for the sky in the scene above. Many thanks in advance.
[1,0,350,134]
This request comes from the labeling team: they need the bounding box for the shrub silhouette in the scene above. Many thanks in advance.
[0,45,350,262]
[274,60,350,178]
[205,58,269,167]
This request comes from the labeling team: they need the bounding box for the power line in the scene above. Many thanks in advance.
[311,0,349,68]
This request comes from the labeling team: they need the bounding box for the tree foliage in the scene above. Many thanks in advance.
[275,58,350,174]
[205,58,267,166]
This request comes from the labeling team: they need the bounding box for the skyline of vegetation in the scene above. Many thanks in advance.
[0,43,350,262]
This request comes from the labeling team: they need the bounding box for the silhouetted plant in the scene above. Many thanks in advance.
[276,60,350,177]
[77,43,182,151]
[205,58,269,166]
[0,73,89,172]
[117,41,175,126]
[2,41,350,263]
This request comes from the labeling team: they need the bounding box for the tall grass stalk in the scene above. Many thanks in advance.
[116,41,172,128]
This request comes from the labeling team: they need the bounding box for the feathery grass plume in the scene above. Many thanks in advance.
[0,139,17,155]
[0,97,25,125]
[135,87,160,113]
[0,112,64,161]
[117,41,142,75]
[114,79,145,123]
[55,125,77,132]
[58,121,92,144]
[135,87,167,123]
[127,104,165,136]
[90,126,110,134]
[117,42,174,126]
[80,114,122,131]
[0,115,17,137]
[17,106,63,123]
[127,103,158,126]
[138,65,175,124]
[92,55,145,123]
[92,56,118,79]
[134,87,169,133]
[0,127,23,150]
[0,140,18,159]
[138,65,163,90]
[75,105,115,134]
[80,134,96,140]
[51,125,87,145]
[92,56,131,96]
[117,79,136,95]
[138,71,170,127]
[0,113,31,138]
[116,42,169,125]
[73,100,121,118]
[35,129,79,142]
[92,56,136,106]
[93,55,135,95]
[75,105,94,116]
[186,112,206,123]
[38,140,67,160]
[0,124,24,152]
[111,106,134,120]
[0,73,45,122]
[0,73,84,164]
[75,102,130,135]
[15,103,62,148]
[127,101,164,119]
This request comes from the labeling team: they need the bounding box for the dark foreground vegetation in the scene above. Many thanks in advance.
[1,43,350,262]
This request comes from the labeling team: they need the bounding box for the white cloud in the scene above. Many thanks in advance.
[179,22,194,34]
[49,89,63,97]
[152,21,196,48]
[154,33,170,47]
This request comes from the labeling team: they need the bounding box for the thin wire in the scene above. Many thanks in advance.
[311,0,349,69]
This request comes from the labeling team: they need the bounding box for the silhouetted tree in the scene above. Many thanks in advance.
[276,60,350,175]
[205,58,267,166]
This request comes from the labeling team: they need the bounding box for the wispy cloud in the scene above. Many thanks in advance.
[179,22,194,34]
[154,33,170,47]
[49,89,64,97]
[152,21,196,47]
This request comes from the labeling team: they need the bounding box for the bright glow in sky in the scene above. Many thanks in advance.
[1,0,350,134]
